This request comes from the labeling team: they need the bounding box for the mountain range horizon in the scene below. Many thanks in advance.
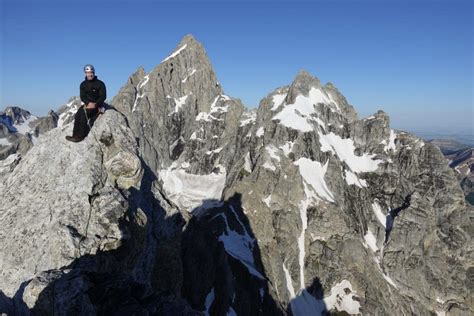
[3,0,473,134]
[2,33,472,144]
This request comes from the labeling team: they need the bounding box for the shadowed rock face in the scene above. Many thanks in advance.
[0,35,472,315]
[440,146,474,206]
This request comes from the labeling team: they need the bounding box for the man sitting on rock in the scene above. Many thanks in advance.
[66,64,106,142]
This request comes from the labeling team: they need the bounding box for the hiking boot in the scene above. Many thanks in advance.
[65,135,84,142]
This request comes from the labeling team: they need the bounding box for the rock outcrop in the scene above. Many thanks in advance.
[0,109,148,313]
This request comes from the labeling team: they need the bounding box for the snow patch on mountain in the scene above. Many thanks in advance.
[162,44,187,63]
[381,129,397,152]
[265,145,281,162]
[288,280,361,316]
[13,115,37,134]
[262,161,276,171]
[318,131,382,173]
[283,263,296,298]
[262,195,272,208]
[372,201,387,228]
[173,95,188,113]
[272,87,331,132]
[271,93,287,111]
[132,74,150,112]
[57,100,79,127]
[297,198,309,289]
[244,152,252,172]
[363,228,379,252]
[206,147,223,155]
[294,157,335,203]
[195,95,231,121]
[323,280,361,314]
[196,112,221,122]
[182,68,197,83]
[158,165,226,212]
[239,111,256,127]
[214,205,265,280]
[344,169,367,187]
[280,141,295,157]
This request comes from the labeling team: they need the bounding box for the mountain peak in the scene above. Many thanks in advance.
[3,107,32,125]
[284,70,322,106]
[288,70,322,97]
[179,33,199,46]
[160,34,207,65]
[292,70,321,87]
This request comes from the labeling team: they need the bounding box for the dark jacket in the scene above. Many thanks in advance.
[80,76,107,106]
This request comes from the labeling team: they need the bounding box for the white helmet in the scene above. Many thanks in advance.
[84,64,95,73]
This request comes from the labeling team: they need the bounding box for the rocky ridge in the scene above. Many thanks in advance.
[0,34,472,315]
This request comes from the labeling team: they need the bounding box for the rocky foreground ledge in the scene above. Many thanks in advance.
[0,109,148,313]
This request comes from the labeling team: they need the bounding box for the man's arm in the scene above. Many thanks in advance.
[97,81,107,105]
[80,81,88,104]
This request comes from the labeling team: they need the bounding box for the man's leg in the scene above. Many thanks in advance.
[86,107,99,128]
[72,106,88,139]
[67,106,100,142]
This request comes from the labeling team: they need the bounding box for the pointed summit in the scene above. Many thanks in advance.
[149,34,223,108]
[160,34,208,65]
[286,70,322,105]
[178,33,199,46]
[3,107,33,125]
[112,33,230,172]
[276,70,358,123]
[292,70,321,88]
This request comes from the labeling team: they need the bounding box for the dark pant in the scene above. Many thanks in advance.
[72,106,99,139]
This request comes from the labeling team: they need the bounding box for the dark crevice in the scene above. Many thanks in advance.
[66,224,84,240]
[384,192,414,244]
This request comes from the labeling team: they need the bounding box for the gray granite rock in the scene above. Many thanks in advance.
[0,109,143,308]
[0,34,471,316]
[31,110,59,137]
[110,34,472,315]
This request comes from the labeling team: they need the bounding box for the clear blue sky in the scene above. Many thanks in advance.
[1,0,472,136]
